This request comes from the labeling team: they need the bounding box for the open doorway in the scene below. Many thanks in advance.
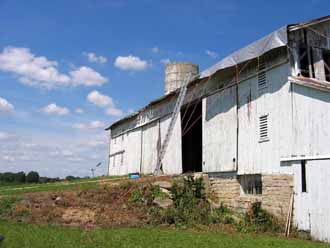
[181,100,202,173]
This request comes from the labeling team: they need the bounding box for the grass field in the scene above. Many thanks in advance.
[0,220,328,248]
[0,176,123,196]
[0,177,329,248]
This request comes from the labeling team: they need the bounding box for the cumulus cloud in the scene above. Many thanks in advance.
[151,47,159,53]
[0,46,108,89]
[114,55,149,71]
[0,97,14,112]
[87,90,123,117]
[0,132,108,178]
[72,120,105,130]
[70,66,107,86]
[87,90,113,107]
[83,52,107,64]
[160,58,171,65]
[40,103,70,115]
[205,50,218,58]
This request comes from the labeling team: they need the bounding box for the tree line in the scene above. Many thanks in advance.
[0,171,87,184]
[0,171,40,184]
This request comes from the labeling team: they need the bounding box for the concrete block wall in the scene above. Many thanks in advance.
[208,174,293,222]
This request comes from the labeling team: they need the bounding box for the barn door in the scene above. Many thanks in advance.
[294,160,330,242]
[141,121,159,174]
[203,86,237,172]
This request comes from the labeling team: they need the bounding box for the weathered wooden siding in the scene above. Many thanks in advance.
[238,62,292,174]
[160,114,182,174]
[289,160,330,242]
[124,128,142,174]
[203,86,237,172]
[292,84,330,156]
[141,121,159,174]
[108,128,142,176]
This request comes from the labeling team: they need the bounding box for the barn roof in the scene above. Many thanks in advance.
[106,15,330,131]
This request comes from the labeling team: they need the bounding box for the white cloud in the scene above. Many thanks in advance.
[40,103,70,115]
[70,66,107,86]
[87,90,123,117]
[72,121,105,130]
[105,107,123,117]
[0,132,108,178]
[87,90,113,107]
[205,50,218,58]
[75,108,84,114]
[0,97,14,112]
[114,55,149,71]
[160,58,171,65]
[0,46,108,89]
[83,52,107,64]
[151,47,159,53]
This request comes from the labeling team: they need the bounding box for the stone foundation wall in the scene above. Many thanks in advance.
[208,173,293,222]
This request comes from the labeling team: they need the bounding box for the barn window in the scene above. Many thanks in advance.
[298,47,310,78]
[301,160,307,193]
[259,114,269,142]
[258,62,267,91]
[239,174,262,195]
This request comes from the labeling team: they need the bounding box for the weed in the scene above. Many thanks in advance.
[209,203,234,224]
[13,203,30,218]
[236,202,282,233]
[129,189,143,203]
[119,181,132,191]
[0,196,20,217]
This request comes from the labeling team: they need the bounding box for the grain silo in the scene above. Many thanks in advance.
[164,62,199,95]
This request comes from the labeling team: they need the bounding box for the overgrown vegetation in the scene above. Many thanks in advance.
[0,176,293,240]
[143,175,282,234]
[236,201,282,233]
[161,175,210,226]
[0,196,21,217]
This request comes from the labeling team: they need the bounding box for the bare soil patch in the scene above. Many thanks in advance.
[4,176,173,229]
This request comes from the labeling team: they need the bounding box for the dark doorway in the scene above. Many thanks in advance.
[181,101,202,173]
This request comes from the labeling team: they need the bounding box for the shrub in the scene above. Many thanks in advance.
[161,175,210,226]
[128,183,157,205]
[236,201,282,233]
[26,171,40,183]
[209,203,234,224]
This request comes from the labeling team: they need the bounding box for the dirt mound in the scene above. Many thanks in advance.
[5,176,173,229]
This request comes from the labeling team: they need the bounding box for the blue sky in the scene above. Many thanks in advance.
[0,0,328,178]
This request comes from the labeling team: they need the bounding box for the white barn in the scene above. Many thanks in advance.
[106,16,330,242]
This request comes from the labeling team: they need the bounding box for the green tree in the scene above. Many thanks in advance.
[26,171,40,183]
[14,172,26,183]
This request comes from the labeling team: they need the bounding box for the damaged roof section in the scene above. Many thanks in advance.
[200,26,288,78]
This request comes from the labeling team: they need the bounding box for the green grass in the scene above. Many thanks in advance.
[0,220,328,248]
[0,176,123,196]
